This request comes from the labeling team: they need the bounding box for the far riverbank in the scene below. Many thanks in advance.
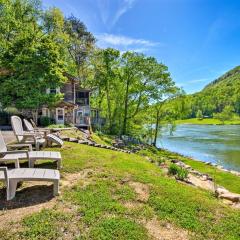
[175,118,240,125]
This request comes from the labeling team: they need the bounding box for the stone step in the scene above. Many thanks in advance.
[69,138,78,143]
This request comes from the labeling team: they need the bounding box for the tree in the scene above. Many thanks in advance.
[64,15,95,84]
[213,105,234,124]
[91,48,121,133]
[0,0,67,117]
[196,110,203,120]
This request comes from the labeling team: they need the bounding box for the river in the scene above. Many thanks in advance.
[158,124,240,171]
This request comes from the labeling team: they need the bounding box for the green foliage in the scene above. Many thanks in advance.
[196,109,203,120]
[165,66,240,119]
[90,48,177,135]
[64,15,95,81]
[213,105,234,124]
[39,116,53,126]
[168,163,189,180]
[0,0,67,110]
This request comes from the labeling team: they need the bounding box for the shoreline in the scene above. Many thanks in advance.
[158,147,240,177]
[175,118,240,125]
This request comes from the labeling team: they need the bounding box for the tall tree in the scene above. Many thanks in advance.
[0,0,67,116]
[64,15,95,85]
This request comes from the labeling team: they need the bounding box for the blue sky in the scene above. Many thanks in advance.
[42,0,240,93]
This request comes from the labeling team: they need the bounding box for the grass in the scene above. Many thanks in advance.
[0,141,240,239]
[139,147,240,194]
[21,209,71,240]
[175,118,240,125]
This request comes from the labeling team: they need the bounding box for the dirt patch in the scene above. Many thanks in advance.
[128,181,150,203]
[187,174,215,192]
[144,218,189,240]
[122,200,144,209]
[0,182,57,229]
[61,169,94,188]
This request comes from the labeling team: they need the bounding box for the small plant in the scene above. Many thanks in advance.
[168,163,179,175]
[168,163,188,180]
[176,167,189,180]
[157,157,165,166]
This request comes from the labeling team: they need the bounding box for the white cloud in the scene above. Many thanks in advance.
[96,33,159,51]
[188,78,210,83]
[111,0,136,27]
[97,0,137,29]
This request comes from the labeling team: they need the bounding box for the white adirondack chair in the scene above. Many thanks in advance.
[11,116,46,150]
[0,165,60,200]
[23,118,50,136]
[0,130,62,169]
[23,118,64,148]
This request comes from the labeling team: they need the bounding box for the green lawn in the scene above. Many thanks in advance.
[0,142,240,240]
[175,118,240,125]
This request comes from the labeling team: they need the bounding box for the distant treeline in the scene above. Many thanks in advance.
[166,66,240,119]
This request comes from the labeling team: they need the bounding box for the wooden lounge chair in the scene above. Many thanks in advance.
[23,118,50,136]
[0,130,62,169]
[23,118,64,148]
[11,116,46,150]
[0,165,60,200]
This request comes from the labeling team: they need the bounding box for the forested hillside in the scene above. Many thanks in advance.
[167,66,240,119]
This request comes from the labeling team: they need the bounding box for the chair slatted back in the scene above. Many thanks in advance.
[23,119,34,132]
[11,116,24,142]
[0,130,7,153]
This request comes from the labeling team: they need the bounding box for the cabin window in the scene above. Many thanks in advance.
[46,87,60,94]
[50,88,57,94]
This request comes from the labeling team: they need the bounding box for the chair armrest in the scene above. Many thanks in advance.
[35,129,49,132]
[1,150,29,155]
[7,144,33,151]
[22,132,36,136]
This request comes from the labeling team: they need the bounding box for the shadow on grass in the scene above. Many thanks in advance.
[0,161,59,209]
[0,184,55,210]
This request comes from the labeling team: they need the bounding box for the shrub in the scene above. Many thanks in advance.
[39,116,52,126]
[168,163,188,180]
[196,110,203,120]
[176,167,189,180]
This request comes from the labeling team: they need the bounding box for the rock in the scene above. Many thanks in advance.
[217,165,224,170]
[69,138,78,143]
[230,170,240,176]
[201,175,208,181]
[219,193,240,203]
[215,187,229,196]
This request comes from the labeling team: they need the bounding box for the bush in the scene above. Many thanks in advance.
[168,163,179,175]
[39,116,53,127]
[196,110,203,120]
[168,163,188,180]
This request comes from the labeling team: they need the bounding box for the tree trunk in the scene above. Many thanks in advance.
[122,79,130,135]
[106,79,112,132]
[153,109,160,147]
